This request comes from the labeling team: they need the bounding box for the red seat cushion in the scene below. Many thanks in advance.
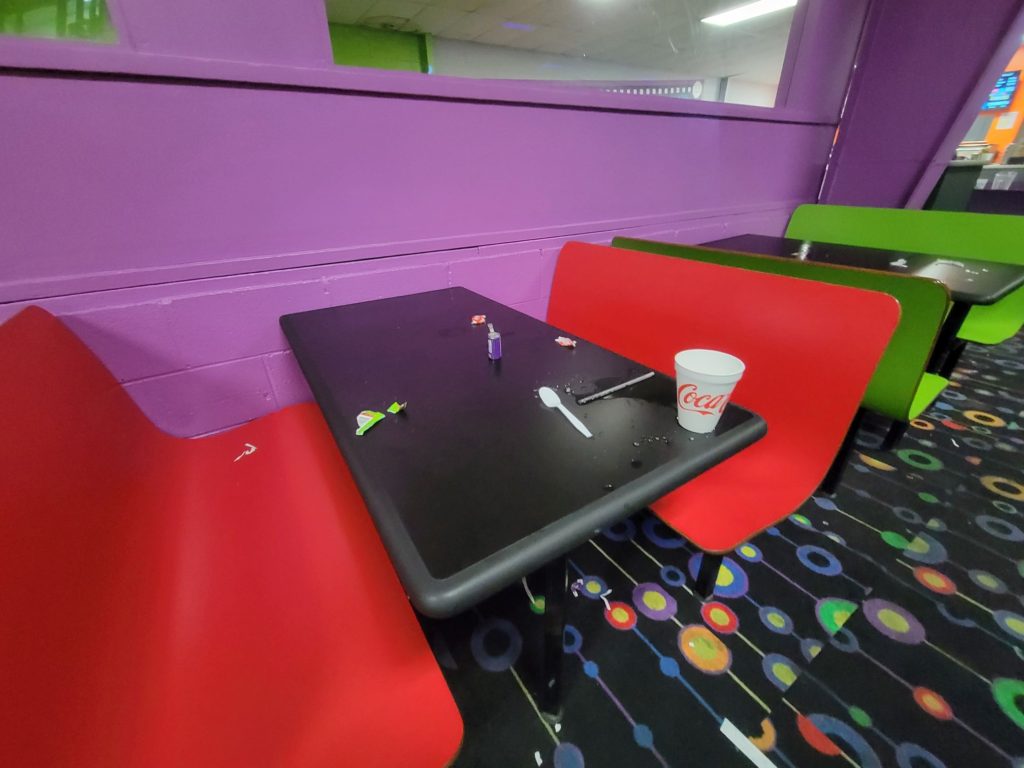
[547,243,898,552]
[0,307,462,767]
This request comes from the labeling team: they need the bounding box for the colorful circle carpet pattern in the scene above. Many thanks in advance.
[422,333,1024,767]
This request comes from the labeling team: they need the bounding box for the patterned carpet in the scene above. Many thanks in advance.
[422,333,1024,768]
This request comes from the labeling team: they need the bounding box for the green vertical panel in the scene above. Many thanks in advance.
[420,32,433,74]
[328,23,429,73]
[1,0,116,42]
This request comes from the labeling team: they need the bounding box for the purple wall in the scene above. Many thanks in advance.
[0,74,834,302]
[821,0,1024,207]
[0,0,865,436]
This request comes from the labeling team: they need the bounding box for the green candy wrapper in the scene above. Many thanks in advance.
[355,410,385,436]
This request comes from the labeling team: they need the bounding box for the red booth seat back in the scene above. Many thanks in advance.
[547,243,899,551]
[0,307,462,768]
[2,307,162,512]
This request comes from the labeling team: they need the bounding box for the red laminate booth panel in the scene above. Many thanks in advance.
[547,242,898,553]
[0,307,462,768]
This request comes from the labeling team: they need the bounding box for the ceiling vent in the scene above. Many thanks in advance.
[362,15,416,33]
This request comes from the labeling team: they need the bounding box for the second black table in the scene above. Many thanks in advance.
[704,234,1024,374]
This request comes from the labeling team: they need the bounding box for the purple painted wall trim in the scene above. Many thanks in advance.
[0,73,835,304]
[775,0,869,118]
[821,0,1024,207]
[0,207,791,437]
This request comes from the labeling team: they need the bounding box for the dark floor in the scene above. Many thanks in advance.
[422,334,1024,768]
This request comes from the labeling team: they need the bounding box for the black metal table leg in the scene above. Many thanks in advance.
[881,419,909,451]
[539,555,568,721]
[938,339,969,379]
[819,407,866,496]
[694,552,723,600]
[928,302,970,374]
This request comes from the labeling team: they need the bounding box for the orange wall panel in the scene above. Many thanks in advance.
[984,45,1024,161]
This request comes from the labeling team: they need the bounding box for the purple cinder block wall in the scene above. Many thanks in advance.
[821,0,1024,208]
[0,0,867,436]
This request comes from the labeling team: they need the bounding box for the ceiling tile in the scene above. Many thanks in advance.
[474,24,529,47]
[408,5,466,34]
[440,9,506,39]
[324,0,377,24]
[514,2,583,30]
[427,0,488,11]
[363,0,426,24]
[477,0,545,19]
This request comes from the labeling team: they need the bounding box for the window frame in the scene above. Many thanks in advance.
[0,0,828,124]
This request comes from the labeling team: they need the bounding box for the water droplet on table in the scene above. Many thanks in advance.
[630,458,643,468]
[603,483,615,492]
[632,441,640,447]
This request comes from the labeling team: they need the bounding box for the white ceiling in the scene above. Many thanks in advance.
[323,0,796,82]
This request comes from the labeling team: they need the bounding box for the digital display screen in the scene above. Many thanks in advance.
[983,70,1020,110]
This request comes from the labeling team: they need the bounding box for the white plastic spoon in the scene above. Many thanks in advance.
[538,386,593,439]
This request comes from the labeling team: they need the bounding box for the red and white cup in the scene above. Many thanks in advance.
[674,349,745,434]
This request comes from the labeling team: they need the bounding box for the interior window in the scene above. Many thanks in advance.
[323,0,799,108]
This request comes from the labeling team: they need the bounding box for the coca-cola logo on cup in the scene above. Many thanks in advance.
[677,383,729,416]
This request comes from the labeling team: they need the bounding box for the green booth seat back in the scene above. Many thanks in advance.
[612,237,950,423]
[786,204,1024,346]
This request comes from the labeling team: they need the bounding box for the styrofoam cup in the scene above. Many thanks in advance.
[674,349,745,434]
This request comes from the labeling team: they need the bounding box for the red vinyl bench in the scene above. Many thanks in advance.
[547,242,898,596]
[0,307,462,768]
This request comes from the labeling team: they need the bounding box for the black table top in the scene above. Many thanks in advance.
[704,234,1024,305]
[282,288,765,618]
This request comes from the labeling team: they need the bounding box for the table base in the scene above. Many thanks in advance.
[537,556,568,721]
[938,339,969,379]
[928,302,970,375]
[820,407,867,496]
[694,551,723,600]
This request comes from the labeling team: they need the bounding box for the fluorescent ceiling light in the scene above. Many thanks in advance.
[701,0,797,27]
